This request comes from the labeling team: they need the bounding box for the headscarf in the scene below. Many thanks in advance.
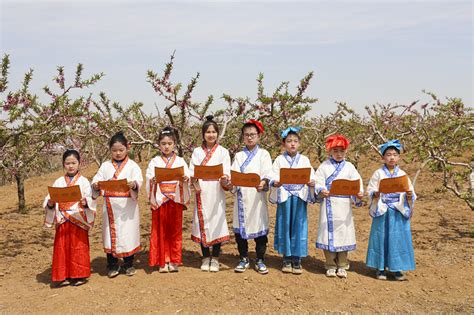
[325,134,349,151]
[246,119,264,134]
[379,139,402,155]
[280,126,301,139]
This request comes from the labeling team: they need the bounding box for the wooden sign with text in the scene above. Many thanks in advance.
[329,179,360,196]
[98,179,130,193]
[280,168,311,185]
[379,175,410,194]
[155,166,185,183]
[48,185,82,203]
[194,164,224,180]
[231,170,261,188]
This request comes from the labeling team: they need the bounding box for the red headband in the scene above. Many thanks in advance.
[247,119,264,134]
[325,134,349,151]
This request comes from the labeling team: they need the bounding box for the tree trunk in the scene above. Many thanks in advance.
[15,171,27,213]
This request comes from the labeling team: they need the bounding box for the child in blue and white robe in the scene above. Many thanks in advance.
[269,127,316,275]
[366,140,416,281]
[315,135,364,278]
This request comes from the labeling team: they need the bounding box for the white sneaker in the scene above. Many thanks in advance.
[326,268,337,277]
[336,268,347,278]
[209,258,220,272]
[169,263,179,272]
[201,257,211,272]
[159,263,169,273]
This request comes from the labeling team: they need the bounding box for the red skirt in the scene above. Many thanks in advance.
[149,200,183,267]
[52,221,91,282]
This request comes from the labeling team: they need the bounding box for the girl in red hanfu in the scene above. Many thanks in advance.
[43,149,96,287]
[92,132,143,278]
[146,127,190,273]
[190,115,232,272]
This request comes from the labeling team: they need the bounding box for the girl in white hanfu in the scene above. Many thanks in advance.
[190,115,231,273]
[92,132,143,278]
[146,127,190,273]
[229,120,272,275]
[269,127,316,275]
[44,149,96,287]
[315,134,363,279]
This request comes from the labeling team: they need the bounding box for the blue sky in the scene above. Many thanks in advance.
[1,0,472,116]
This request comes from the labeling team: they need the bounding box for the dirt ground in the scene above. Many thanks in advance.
[0,159,473,313]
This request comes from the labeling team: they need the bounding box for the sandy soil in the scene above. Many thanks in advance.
[0,159,473,313]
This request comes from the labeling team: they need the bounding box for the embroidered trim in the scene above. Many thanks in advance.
[104,245,141,258]
[191,234,230,247]
[233,228,269,239]
[316,243,356,252]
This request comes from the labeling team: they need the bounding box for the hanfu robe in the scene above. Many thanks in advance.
[92,157,143,258]
[269,152,316,258]
[315,158,363,252]
[231,145,272,239]
[43,173,96,282]
[146,153,190,267]
[190,144,231,247]
[366,165,416,271]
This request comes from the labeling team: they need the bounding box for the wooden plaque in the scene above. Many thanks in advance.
[155,166,185,183]
[329,179,360,196]
[48,185,82,203]
[98,179,130,193]
[194,164,224,180]
[231,170,261,188]
[379,175,410,194]
[280,168,311,185]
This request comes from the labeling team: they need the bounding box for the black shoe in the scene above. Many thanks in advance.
[125,266,136,276]
[71,278,88,286]
[53,279,71,288]
[107,265,121,278]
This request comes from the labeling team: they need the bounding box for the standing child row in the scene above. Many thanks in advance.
[43,117,416,286]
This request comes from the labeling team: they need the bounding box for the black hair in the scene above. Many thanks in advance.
[109,131,128,148]
[158,126,178,143]
[282,131,301,142]
[202,115,219,139]
[382,146,401,155]
[62,149,80,164]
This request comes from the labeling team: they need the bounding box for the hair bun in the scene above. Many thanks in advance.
[115,131,124,136]
[205,115,214,121]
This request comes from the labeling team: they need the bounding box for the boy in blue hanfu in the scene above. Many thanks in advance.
[269,127,316,275]
[366,140,416,281]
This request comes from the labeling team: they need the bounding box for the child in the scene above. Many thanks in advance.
[189,115,231,272]
[366,139,416,281]
[269,126,315,275]
[146,127,190,273]
[92,131,143,278]
[43,149,96,287]
[315,135,363,278]
[229,120,272,274]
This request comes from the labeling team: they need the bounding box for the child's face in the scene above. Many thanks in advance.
[159,136,175,156]
[204,125,218,146]
[242,126,260,149]
[283,134,300,155]
[330,147,346,162]
[383,148,400,167]
[110,142,128,161]
[63,155,80,175]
